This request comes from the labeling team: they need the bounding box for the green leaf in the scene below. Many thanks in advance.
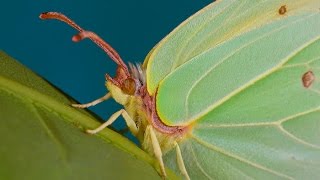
[0,51,178,180]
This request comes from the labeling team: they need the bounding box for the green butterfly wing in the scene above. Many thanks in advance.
[146,0,319,95]
[144,0,320,179]
[163,15,320,178]
[156,12,320,125]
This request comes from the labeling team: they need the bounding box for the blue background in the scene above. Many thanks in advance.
[1,0,212,142]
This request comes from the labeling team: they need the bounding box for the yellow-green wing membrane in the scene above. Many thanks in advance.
[150,0,320,124]
[164,19,320,178]
[146,0,319,94]
[146,0,320,179]
[157,12,320,125]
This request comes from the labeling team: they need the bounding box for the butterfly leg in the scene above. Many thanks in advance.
[147,125,167,178]
[72,93,111,108]
[86,109,138,135]
[174,142,190,180]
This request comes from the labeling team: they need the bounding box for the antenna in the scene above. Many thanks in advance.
[40,12,129,75]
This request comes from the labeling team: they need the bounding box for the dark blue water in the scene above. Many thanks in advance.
[1,0,212,143]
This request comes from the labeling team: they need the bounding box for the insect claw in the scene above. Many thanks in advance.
[71,103,87,109]
[85,129,98,134]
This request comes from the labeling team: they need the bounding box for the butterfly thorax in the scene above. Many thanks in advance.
[106,64,190,154]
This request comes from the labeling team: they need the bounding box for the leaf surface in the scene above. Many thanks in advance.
[0,52,178,180]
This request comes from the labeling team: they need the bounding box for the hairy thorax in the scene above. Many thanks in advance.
[106,76,189,155]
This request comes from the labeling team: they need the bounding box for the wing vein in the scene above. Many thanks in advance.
[196,105,320,128]
[188,13,320,123]
[278,125,320,149]
[185,14,302,118]
[181,1,245,63]
[190,144,213,180]
[281,55,320,69]
[184,0,269,62]
[170,0,238,71]
[190,134,294,179]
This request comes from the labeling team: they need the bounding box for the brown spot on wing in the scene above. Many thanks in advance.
[302,71,315,88]
[278,5,287,15]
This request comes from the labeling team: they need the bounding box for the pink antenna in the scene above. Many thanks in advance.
[40,12,129,75]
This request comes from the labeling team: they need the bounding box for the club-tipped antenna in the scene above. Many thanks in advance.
[39,12,129,75]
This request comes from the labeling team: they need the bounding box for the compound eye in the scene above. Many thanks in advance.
[122,78,136,95]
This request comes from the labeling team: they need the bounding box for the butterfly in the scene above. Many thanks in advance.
[40,0,320,179]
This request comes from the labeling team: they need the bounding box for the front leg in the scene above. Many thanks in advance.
[86,109,138,135]
[174,142,190,180]
[146,125,167,179]
[72,93,111,109]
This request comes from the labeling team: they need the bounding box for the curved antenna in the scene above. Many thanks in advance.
[72,31,127,71]
[39,12,129,75]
